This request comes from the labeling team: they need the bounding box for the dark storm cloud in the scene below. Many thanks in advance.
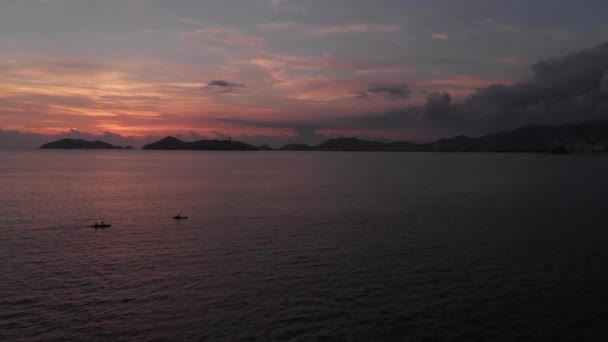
[470,42,608,114]
[356,84,410,100]
[5,42,608,148]
[532,44,608,93]
[207,80,244,88]
[424,92,452,119]
[217,117,326,136]
[213,42,608,141]
[343,109,411,129]
[340,91,466,136]
[599,71,608,97]
[404,41,608,135]
[204,80,245,94]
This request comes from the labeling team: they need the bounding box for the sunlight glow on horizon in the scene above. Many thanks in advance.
[1,0,608,146]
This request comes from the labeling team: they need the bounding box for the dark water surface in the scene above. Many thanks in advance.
[1,150,608,341]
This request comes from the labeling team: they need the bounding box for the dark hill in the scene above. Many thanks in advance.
[54,119,608,153]
[424,120,608,152]
[142,136,259,151]
[283,120,608,152]
[315,137,417,151]
[40,139,124,149]
[142,136,183,150]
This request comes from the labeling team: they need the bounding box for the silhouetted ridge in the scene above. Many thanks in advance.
[40,138,125,149]
[307,137,417,151]
[257,144,274,151]
[278,120,608,153]
[143,136,184,150]
[426,120,608,152]
[43,120,608,152]
[142,137,259,151]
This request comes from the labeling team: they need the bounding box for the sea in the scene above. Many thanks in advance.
[1,150,608,341]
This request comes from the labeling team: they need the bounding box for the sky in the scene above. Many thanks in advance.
[1,0,608,148]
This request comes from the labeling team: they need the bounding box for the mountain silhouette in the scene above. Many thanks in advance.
[142,136,259,150]
[40,120,608,153]
[40,138,126,149]
[287,120,608,152]
[425,120,608,152]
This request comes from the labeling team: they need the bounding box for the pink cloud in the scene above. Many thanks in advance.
[413,75,513,100]
[310,24,400,36]
[256,22,400,37]
[431,33,449,40]
[354,67,413,75]
[274,76,366,101]
[268,71,412,105]
[243,52,366,71]
[420,75,509,89]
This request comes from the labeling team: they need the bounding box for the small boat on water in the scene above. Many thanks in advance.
[92,222,111,228]
[172,214,188,220]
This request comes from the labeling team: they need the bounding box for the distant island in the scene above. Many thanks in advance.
[307,120,608,153]
[40,138,131,150]
[140,120,608,153]
[39,120,608,153]
[142,136,258,151]
[416,120,608,153]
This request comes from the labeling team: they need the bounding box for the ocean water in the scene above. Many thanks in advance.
[1,150,608,341]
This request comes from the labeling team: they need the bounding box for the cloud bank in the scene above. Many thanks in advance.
[2,42,608,147]
[215,41,608,142]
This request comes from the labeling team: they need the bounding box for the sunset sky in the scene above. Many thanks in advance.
[2,0,608,147]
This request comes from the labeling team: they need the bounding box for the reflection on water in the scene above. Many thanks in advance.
[1,150,608,340]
